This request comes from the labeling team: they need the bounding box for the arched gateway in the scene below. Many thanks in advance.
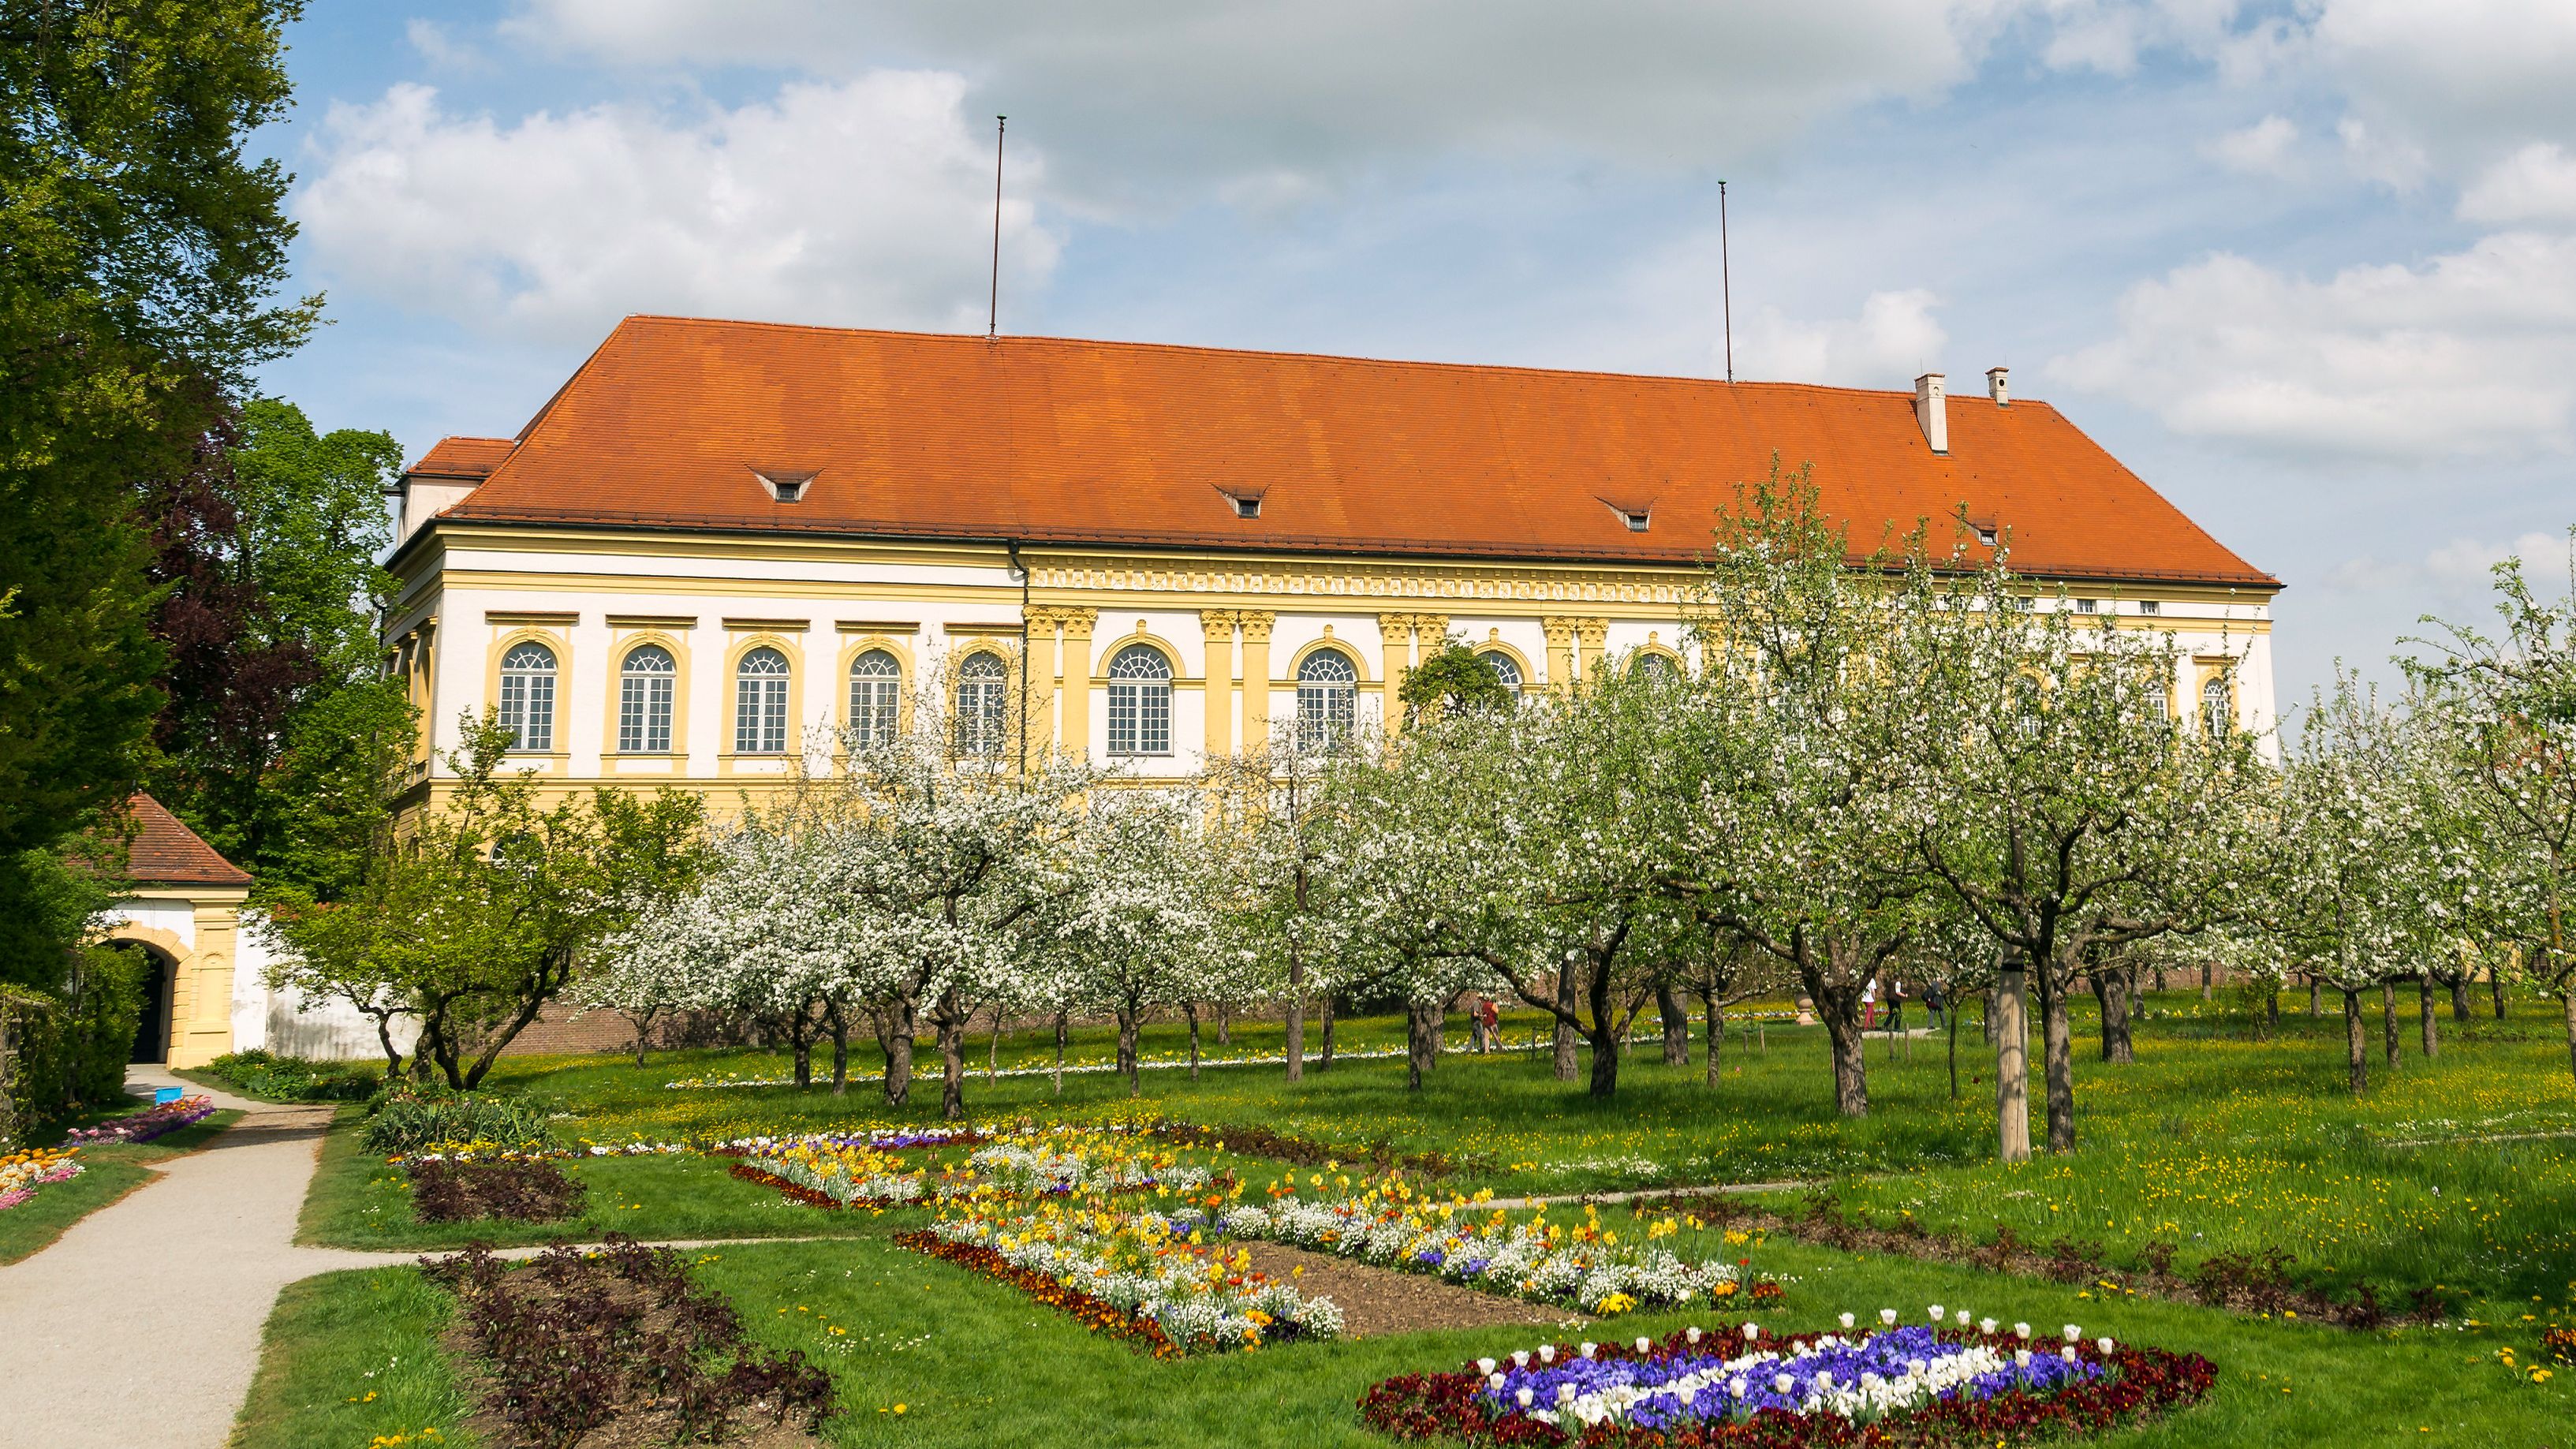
[96,795,253,1069]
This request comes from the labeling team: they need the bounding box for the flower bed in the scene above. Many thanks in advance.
[1191,1187,1782,1318]
[0,1148,84,1212]
[917,1197,1343,1353]
[897,1231,1185,1358]
[1360,1314,2216,1446]
[424,1236,834,1446]
[62,1096,215,1146]
[409,1158,588,1223]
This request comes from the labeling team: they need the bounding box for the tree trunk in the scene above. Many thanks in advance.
[1820,1006,1869,1118]
[2266,987,2280,1034]
[2555,984,2576,1077]
[1051,1009,1066,1099]
[2036,963,2076,1153]
[1406,1000,1436,1091]
[1116,1008,1141,1097]
[827,1005,850,1098]
[1552,966,1581,1081]
[1658,983,1689,1066]
[1286,871,1308,1081]
[1186,1002,1201,1082]
[2381,981,2401,1069]
[1995,966,2030,1163]
[2563,989,2576,1085]
[1947,989,1962,1101]
[2090,969,2135,1064]
[2201,962,2212,1001]
[938,1012,967,1121]
[792,1031,812,1090]
[1981,989,1999,1046]
[883,999,915,1107]
[2342,988,2367,1095]
[2308,977,2322,1016]
[2418,972,2438,1059]
[626,1008,655,1070]
[1216,1003,1231,1046]
[2492,969,2508,1020]
[1581,952,1621,1098]
[2450,975,2472,1023]
[987,1006,1002,1081]
[1703,994,1724,1089]
[1318,993,1337,1070]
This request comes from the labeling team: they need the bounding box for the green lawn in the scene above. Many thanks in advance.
[235,991,2576,1447]
[0,1108,241,1264]
[238,1229,2569,1449]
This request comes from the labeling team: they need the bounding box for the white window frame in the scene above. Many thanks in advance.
[734,646,791,754]
[617,644,675,753]
[498,641,556,753]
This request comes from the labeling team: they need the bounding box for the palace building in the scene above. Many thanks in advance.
[384,316,2279,804]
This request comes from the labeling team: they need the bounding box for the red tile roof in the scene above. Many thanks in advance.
[409,435,516,480]
[117,794,252,887]
[429,316,2273,588]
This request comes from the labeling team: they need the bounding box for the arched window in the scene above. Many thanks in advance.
[1633,652,1678,686]
[1478,650,1522,693]
[848,650,901,748]
[497,641,556,753]
[1296,648,1358,748]
[617,644,675,753]
[2201,674,2232,739]
[734,647,790,754]
[955,651,1007,756]
[1106,644,1174,756]
[2010,673,2044,741]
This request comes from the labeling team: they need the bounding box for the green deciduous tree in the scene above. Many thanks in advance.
[2408,532,2576,1081]
[144,397,406,884]
[267,715,708,1089]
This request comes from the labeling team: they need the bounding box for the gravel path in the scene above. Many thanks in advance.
[0,1069,390,1449]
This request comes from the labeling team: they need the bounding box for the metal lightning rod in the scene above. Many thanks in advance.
[988,116,1006,339]
[1719,178,1734,384]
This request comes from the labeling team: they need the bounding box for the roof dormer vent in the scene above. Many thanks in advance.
[1215,484,1267,520]
[751,466,819,502]
[1987,366,2010,406]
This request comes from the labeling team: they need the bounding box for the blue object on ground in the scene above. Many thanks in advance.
[155,1086,183,1105]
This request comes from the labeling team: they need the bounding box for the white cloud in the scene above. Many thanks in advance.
[497,1,2014,207]
[2302,0,2576,162]
[2326,529,2576,599]
[1742,289,1947,388]
[2335,114,2428,192]
[2051,233,2576,461]
[2206,115,2300,177]
[292,77,1060,344]
[2459,143,2576,226]
[405,19,484,71]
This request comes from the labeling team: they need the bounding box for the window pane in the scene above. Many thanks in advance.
[1105,644,1171,756]
[618,646,674,753]
[1479,651,1521,690]
[849,650,899,746]
[736,647,790,753]
[956,652,1006,755]
[498,642,556,752]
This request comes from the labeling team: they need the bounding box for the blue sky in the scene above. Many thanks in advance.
[252,2,2576,711]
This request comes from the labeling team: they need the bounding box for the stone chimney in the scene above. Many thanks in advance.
[1987,366,2010,406]
[1913,372,1948,455]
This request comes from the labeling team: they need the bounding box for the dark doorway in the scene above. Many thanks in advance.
[127,945,174,1064]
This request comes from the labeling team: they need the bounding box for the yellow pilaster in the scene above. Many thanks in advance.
[1239,611,1275,749]
[1058,607,1098,760]
[173,900,243,1069]
[1541,617,1578,692]
[1575,618,1609,681]
[1377,613,1415,738]
[1025,607,1063,754]
[1199,610,1238,760]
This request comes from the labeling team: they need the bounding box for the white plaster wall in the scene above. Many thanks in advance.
[105,898,196,950]
[230,913,420,1062]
